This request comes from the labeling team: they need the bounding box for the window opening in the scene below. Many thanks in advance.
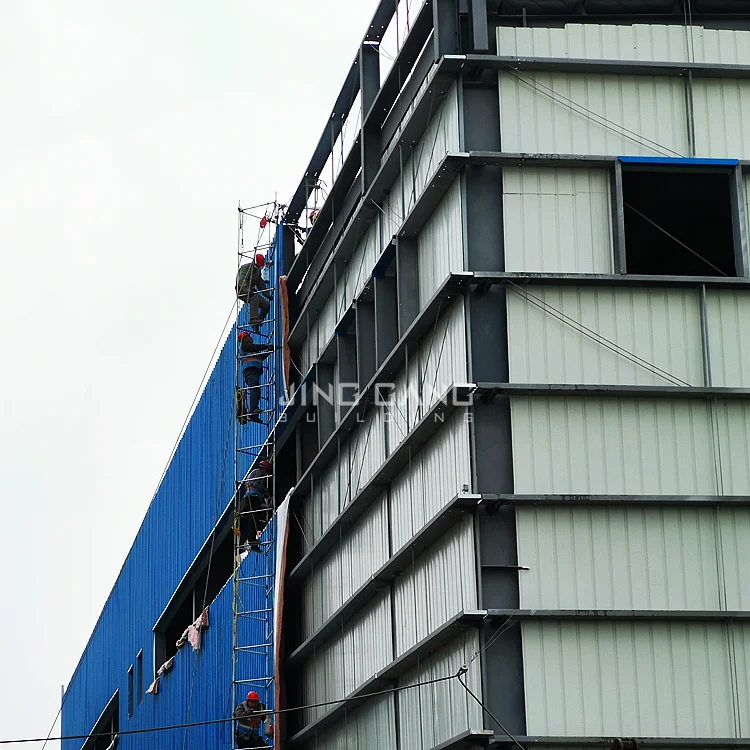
[622,168,736,277]
[82,692,119,750]
[136,651,143,706]
[127,667,133,719]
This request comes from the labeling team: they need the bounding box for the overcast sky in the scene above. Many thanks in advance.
[0,1,380,743]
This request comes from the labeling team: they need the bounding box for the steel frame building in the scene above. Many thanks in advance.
[63,1,750,749]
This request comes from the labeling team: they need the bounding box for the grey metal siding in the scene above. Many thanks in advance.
[706,289,750,387]
[693,79,750,159]
[503,168,613,274]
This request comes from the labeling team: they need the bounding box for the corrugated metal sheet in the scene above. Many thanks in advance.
[351,407,387,495]
[397,630,483,749]
[503,168,613,274]
[507,286,704,386]
[498,72,688,157]
[345,218,381,308]
[715,400,750,495]
[392,516,477,657]
[385,369,411,450]
[511,397,719,495]
[301,590,393,725]
[496,23,750,65]
[693,79,750,159]
[389,412,471,552]
[300,460,340,553]
[706,289,750,387]
[522,620,747,737]
[417,177,464,305]
[301,694,397,750]
[301,498,389,638]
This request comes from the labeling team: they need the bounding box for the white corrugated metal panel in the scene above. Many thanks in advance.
[706,290,750,388]
[350,407,387,495]
[302,694,397,750]
[418,299,468,415]
[300,461,340,552]
[397,630,483,749]
[511,397,718,495]
[522,620,742,737]
[390,411,471,551]
[498,72,688,157]
[693,79,750,159]
[381,175,405,247]
[301,590,393,724]
[393,516,477,657]
[417,177,464,306]
[516,506,727,610]
[503,168,613,274]
[385,369,411,451]
[497,24,750,65]
[347,219,381,304]
[315,292,337,358]
[301,315,320,373]
[716,400,750,495]
[507,286,704,386]
[301,498,389,638]
[718,507,750,610]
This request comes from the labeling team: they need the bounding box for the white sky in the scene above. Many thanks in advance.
[0,0,379,743]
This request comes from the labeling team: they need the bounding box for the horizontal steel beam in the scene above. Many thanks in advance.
[475,382,750,400]
[287,610,485,746]
[432,730,495,750]
[491,494,750,507]
[288,383,474,582]
[287,493,482,661]
[490,738,750,749]
[462,53,750,80]
[484,609,750,621]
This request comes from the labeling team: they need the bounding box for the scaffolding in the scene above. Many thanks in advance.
[231,201,283,749]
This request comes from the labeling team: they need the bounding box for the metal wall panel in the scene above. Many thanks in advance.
[301,498,389,638]
[706,289,750,388]
[346,218,381,307]
[393,516,478,657]
[301,590,393,725]
[522,620,745,737]
[397,630,483,750]
[693,79,750,160]
[507,286,704,386]
[301,694,397,750]
[511,397,719,495]
[417,177,464,306]
[503,168,613,274]
[496,23,750,65]
[389,411,472,551]
[385,369,410,451]
[717,507,750,610]
[498,72,689,157]
[716,400,750,496]
[516,506,731,610]
[351,406,388,495]
[300,461,340,553]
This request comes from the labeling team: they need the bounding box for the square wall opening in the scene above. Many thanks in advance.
[623,169,736,277]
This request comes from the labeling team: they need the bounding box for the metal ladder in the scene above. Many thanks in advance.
[231,202,282,748]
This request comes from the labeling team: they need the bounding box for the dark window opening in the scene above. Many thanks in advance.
[127,667,133,719]
[83,692,119,750]
[623,169,736,277]
[136,651,143,706]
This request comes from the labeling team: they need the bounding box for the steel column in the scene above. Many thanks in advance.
[360,43,382,193]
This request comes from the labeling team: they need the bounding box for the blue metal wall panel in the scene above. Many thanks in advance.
[62,223,288,749]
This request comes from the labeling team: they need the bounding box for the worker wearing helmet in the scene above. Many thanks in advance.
[233,690,269,748]
[238,459,273,552]
[237,331,273,423]
[235,253,271,328]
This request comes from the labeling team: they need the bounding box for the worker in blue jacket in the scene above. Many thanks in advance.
[238,330,273,423]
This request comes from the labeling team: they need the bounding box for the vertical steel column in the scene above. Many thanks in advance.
[468,0,489,52]
[463,74,527,737]
[612,160,628,274]
[433,0,460,61]
[316,363,336,446]
[396,237,419,336]
[375,274,398,368]
[337,330,358,422]
[360,43,381,193]
[356,299,377,389]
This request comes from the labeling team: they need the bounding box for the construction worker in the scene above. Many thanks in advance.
[238,331,273,423]
[233,691,269,748]
[239,459,273,550]
[236,253,271,327]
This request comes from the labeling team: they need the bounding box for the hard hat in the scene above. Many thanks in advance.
[238,330,251,341]
[247,691,260,702]
[255,253,266,268]
[259,460,271,470]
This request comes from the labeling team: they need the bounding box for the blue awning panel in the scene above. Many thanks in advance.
[618,156,739,167]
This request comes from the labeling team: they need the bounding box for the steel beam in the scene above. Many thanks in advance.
[490,739,750,749]
[484,609,750,621]
[474,382,750,399]
[360,43,381,193]
[731,164,750,277]
[490,494,750,507]
[432,730,496,750]
[434,0,460,61]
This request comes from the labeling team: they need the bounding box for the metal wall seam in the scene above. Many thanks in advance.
[389,410,471,552]
[496,23,750,65]
[693,79,750,159]
[506,286,704,386]
[515,505,743,610]
[396,629,483,749]
[498,71,690,156]
[521,620,748,737]
[510,396,720,495]
[300,694,397,750]
[502,168,614,274]
[392,515,478,657]
[300,590,393,724]
[705,289,750,388]
[417,176,464,306]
